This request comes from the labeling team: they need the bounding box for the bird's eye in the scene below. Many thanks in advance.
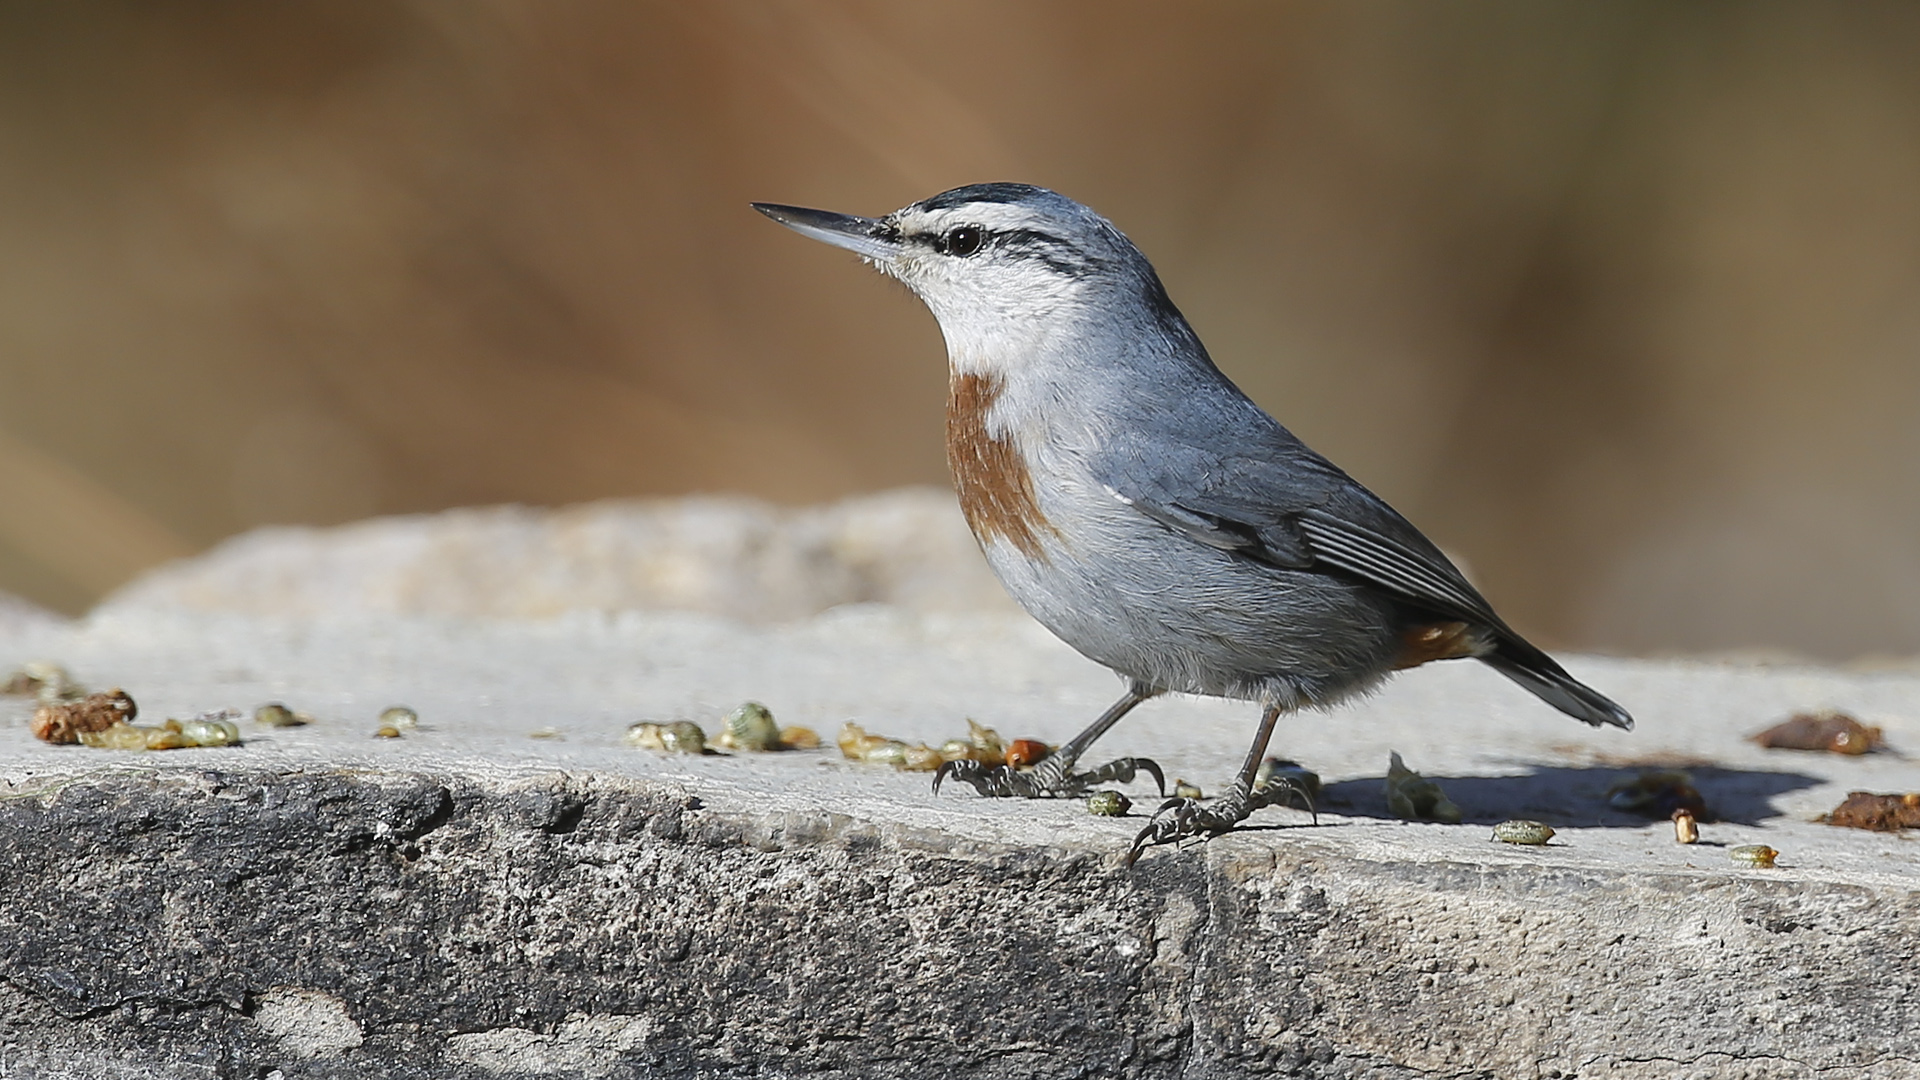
[944,225,984,257]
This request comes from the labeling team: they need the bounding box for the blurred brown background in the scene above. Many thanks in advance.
[2,1,1919,659]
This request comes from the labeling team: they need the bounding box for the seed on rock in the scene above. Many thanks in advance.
[860,740,909,767]
[1087,790,1132,817]
[177,714,242,747]
[961,719,1006,767]
[1729,844,1778,868]
[927,720,1010,765]
[1751,710,1883,755]
[1821,791,1920,832]
[626,721,706,754]
[1672,809,1699,844]
[379,706,419,731]
[373,725,403,739]
[900,744,945,771]
[778,726,821,750]
[1491,820,1555,845]
[1005,739,1050,769]
[715,702,780,751]
[31,689,136,744]
[1172,779,1203,801]
[661,721,705,753]
[837,722,891,760]
[253,703,307,727]
[836,721,940,769]
[1385,751,1462,823]
[78,714,240,750]
[78,722,162,750]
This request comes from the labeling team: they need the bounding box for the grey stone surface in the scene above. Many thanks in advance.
[1,602,1918,1078]
[99,488,1013,623]
[0,590,64,635]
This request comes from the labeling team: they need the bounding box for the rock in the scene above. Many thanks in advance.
[0,604,1916,1076]
[0,761,1915,1078]
[99,487,1013,622]
[0,591,65,634]
[5,485,1920,1076]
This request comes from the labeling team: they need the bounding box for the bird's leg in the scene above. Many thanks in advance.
[1127,701,1287,865]
[933,683,1164,799]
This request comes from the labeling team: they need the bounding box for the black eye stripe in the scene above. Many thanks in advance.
[994,229,1087,274]
[911,224,1087,274]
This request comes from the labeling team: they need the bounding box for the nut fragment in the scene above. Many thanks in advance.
[373,725,403,739]
[926,720,1010,765]
[837,721,897,760]
[79,723,171,750]
[859,739,908,766]
[78,714,240,750]
[836,721,942,770]
[1086,790,1132,817]
[1005,739,1050,769]
[777,726,821,750]
[1752,710,1882,755]
[626,721,706,754]
[177,713,242,746]
[31,689,136,744]
[900,744,944,771]
[1172,779,1203,801]
[1750,710,1882,755]
[1385,751,1462,823]
[1671,808,1699,844]
[1729,844,1778,869]
[1821,791,1920,832]
[379,706,419,731]
[252,703,308,727]
[1491,820,1555,845]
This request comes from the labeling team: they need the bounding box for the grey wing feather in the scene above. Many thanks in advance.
[1292,510,1508,631]
[1095,430,1633,731]
[1096,440,1319,568]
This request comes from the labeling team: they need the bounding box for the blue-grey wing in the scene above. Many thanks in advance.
[1092,425,1633,730]
[1092,429,1503,628]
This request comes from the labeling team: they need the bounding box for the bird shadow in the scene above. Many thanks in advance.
[1287,764,1825,828]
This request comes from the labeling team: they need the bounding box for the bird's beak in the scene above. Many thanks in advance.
[752,202,901,264]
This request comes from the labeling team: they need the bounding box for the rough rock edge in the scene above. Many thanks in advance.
[0,767,1916,1080]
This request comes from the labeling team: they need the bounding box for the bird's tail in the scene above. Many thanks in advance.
[1480,639,1633,730]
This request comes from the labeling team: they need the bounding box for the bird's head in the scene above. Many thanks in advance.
[755,184,1174,370]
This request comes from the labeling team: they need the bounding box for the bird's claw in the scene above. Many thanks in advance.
[1124,794,1248,865]
[932,755,1165,799]
[1123,776,1317,866]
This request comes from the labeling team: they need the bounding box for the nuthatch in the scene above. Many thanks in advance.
[754,184,1631,862]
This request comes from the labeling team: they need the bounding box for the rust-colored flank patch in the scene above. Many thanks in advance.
[1392,621,1480,670]
[946,372,1056,560]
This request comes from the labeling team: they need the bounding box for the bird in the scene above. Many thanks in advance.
[753,184,1631,862]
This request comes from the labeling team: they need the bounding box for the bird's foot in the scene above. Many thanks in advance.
[933,754,1164,799]
[1125,776,1315,865]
